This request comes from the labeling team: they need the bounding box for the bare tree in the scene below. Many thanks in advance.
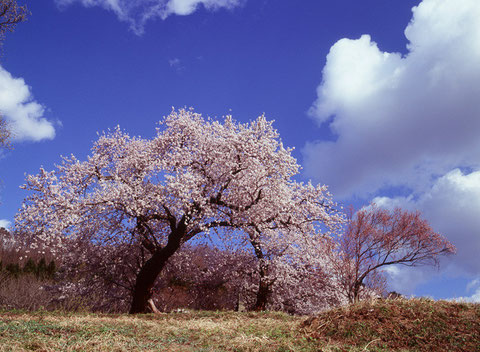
[0,118,11,149]
[0,0,28,149]
[334,205,456,303]
[0,0,28,44]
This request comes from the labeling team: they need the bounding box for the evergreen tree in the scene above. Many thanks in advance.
[36,257,47,279]
[23,258,36,274]
[5,263,20,277]
[46,260,56,279]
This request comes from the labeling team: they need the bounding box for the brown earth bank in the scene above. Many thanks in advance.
[301,298,480,351]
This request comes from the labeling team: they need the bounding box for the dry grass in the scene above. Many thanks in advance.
[0,298,478,351]
[0,310,317,351]
[301,297,480,351]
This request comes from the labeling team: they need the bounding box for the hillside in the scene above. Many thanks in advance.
[0,299,478,351]
[301,298,480,351]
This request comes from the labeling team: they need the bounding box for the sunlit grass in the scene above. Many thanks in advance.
[0,299,478,351]
[0,310,317,351]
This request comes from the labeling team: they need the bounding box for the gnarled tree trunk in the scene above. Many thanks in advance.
[253,278,272,311]
[129,250,170,313]
[253,258,273,311]
[129,227,185,314]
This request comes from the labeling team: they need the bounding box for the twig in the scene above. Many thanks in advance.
[363,338,381,351]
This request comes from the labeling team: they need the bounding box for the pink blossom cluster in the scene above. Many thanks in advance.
[15,109,345,313]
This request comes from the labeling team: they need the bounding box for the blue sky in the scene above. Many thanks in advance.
[1,0,480,302]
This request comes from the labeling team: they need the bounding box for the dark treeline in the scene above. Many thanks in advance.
[0,257,56,279]
[0,226,339,314]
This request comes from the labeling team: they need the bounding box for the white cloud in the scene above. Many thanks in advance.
[451,278,480,303]
[0,219,11,229]
[383,265,433,295]
[168,57,184,71]
[0,66,55,142]
[373,169,480,278]
[466,278,480,292]
[304,0,480,198]
[166,0,241,16]
[55,0,245,35]
[169,58,181,67]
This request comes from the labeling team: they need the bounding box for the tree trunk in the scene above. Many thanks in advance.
[129,250,170,313]
[351,271,369,304]
[253,259,271,311]
[253,278,271,311]
[129,230,184,314]
[248,234,272,311]
[352,286,360,303]
[352,281,363,303]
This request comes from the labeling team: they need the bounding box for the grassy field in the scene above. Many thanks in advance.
[0,299,478,351]
[0,310,314,352]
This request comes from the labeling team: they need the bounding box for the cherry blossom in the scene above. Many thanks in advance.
[16,108,344,313]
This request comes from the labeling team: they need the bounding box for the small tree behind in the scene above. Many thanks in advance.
[335,205,456,303]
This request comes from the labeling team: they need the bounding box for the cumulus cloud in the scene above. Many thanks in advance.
[383,265,434,295]
[304,0,480,198]
[55,0,245,35]
[166,0,242,16]
[373,169,480,279]
[0,219,11,229]
[451,278,480,303]
[0,66,55,142]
